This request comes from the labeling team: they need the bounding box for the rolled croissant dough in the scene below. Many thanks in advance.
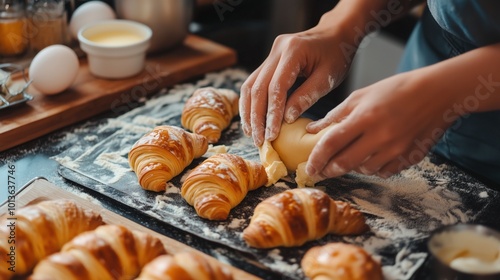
[272,118,334,171]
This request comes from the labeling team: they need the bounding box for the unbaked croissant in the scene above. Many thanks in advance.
[181,87,239,144]
[272,117,335,171]
[258,140,288,186]
[0,199,103,279]
[128,125,209,192]
[243,188,368,248]
[268,117,337,187]
[137,251,234,280]
[30,224,166,280]
[301,243,383,280]
[181,153,268,220]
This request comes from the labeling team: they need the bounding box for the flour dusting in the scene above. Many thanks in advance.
[479,191,489,198]
[203,227,221,239]
[228,218,245,229]
[51,68,496,280]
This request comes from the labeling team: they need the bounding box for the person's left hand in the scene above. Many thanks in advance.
[305,69,458,179]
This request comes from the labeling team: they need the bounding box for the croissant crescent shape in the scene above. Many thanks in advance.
[181,87,239,144]
[181,153,268,220]
[137,251,234,280]
[301,243,383,280]
[0,199,103,279]
[242,188,368,248]
[30,225,166,280]
[128,125,209,192]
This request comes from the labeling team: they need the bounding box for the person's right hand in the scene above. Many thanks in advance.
[239,17,356,147]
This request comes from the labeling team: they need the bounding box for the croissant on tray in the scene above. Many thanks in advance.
[137,251,233,280]
[0,199,103,279]
[301,243,383,280]
[30,224,166,280]
[243,188,368,248]
[128,125,209,192]
[181,153,268,220]
[181,87,239,144]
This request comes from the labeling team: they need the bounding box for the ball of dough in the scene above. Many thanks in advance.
[272,118,334,171]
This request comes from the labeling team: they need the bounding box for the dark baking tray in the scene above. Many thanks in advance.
[54,69,499,280]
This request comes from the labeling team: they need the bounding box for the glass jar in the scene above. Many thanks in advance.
[27,0,67,53]
[0,0,28,57]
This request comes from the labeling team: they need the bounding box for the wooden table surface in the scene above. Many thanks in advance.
[0,35,236,152]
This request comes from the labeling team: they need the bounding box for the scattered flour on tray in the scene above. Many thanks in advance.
[53,155,81,169]
[94,152,130,184]
[132,115,164,126]
[479,191,489,198]
[164,203,185,217]
[227,218,245,229]
[145,210,163,220]
[203,227,221,239]
[105,119,152,134]
[266,249,300,275]
[166,183,180,194]
[83,135,98,142]
[155,194,174,210]
[336,157,471,279]
[209,248,233,266]
[216,225,226,232]
[383,247,427,280]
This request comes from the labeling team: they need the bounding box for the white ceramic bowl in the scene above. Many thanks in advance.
[78,19,152,79]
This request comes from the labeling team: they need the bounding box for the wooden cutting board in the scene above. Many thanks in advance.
[0,35,237,152]
[0,177,260,280]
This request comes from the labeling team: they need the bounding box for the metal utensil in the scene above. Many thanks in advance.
[0,63,34,111]
[114,0,194,53]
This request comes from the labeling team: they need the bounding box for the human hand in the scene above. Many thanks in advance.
[305,70,459,179]
[239,23,355,146]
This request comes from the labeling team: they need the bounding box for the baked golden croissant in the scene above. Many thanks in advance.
[181,153,268,220]
[181,87,239,144]
[30,224,166,280]
[301,243,383,280]
[243,188,368,248]
[128,125,209,192]
[137,251,234,280]
[0,199,103,279]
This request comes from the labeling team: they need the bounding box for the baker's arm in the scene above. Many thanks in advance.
[422,42,500,113]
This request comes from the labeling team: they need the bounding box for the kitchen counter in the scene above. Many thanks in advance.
[1,68,500,280]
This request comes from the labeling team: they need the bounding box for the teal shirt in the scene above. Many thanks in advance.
[428,0,500,48]
[398,0,500,185]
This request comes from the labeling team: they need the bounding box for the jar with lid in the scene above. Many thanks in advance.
[27,0,67,53]
[0,0,29,58]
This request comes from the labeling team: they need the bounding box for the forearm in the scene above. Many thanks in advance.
[315,0,423,48]
[420,43,500,114]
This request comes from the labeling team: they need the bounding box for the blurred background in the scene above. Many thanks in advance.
[75,0,419,94]
[1,0,421,116]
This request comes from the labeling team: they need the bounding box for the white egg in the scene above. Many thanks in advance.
[69,1,116,39]
[29,45,79,95]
